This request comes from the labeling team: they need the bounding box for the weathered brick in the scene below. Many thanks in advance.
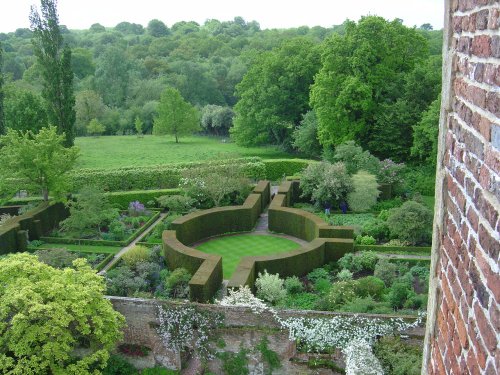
[471,35,491,57]
[491,35,500,58]
[488,8,499,29]
[486,91,500,117]
[476,9,490,30]
[474,302,498,352]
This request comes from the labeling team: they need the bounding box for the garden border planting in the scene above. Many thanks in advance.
[104,189,182,209]
[41,210,161,247]
[354,245,432,255]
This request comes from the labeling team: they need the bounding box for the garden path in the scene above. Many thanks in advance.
[98,212,167,274]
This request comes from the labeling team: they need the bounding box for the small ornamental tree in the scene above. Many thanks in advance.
[0,253,125,374]
[60,185,119,238]
[300,161,353,207]
[347,171,380,212]
[153,87,200,143]
[0,126,79,201]
[87,118,105,136]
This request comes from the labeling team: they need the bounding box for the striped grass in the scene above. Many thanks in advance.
[195,234,300,278]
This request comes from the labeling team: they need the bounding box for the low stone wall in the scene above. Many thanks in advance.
[109,296,425,372]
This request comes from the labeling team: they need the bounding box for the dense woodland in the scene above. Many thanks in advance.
[0,16,442,165]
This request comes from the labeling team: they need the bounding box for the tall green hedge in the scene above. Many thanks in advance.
[189,256,223,303]
[253,180,271,211]
[0,202,68,254]
[263,159,315,181]
[105,189,181,209]
[68,158,266,192]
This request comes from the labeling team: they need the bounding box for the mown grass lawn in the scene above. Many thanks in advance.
[33,243,121,253]
[195,234,301,279]
[75,135,291,169]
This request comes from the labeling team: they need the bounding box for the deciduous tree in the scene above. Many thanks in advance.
[153,87,199,143]
[30,0,76,147]
[0,253,125,374]
[4,86,48,132]
[0,126,79,201]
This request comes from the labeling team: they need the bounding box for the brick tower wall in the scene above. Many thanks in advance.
[423,0,499,374]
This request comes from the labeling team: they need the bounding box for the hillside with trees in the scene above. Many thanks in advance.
[0,15,442,168]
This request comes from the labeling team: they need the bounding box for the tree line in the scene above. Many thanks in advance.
[0,1,443,165]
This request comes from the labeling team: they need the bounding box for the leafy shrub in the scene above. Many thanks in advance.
[374,336,422,375]
[122,245,151,268]
[106,266,148,297]
[300,161,353,207]
[355,235,377,245]
[29,239,44,247]
[326,280,357,309]
[102,355,137,375]
[146,214,181,243]
[281,293,319,310]
[404,292,428,310]
[284,276,304,294]
[306,267,331,284]
[164,268,191,299]
[255,271,287,305]
[108,219,127,240]
[336,268,353,281]
[347,171,380,212]
[387,201,433,245]
[314,278,332,295]
[377,159,405,185]
[328,141,380,175]
[339,296,393,314]
[388,282,411,309]
[374,259,399,286]
[155,195,195,213]
[362,219,390,242]
[355,276,386,300]
[35,248,78,269]
[136,262,161,285]
[217,347,249,375]
[337,251,378,273]
[377,209,390,221]
[371,197,403,212]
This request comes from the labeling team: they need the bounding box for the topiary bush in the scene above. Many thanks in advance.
[255,270,287,305]
[386,201,433,245]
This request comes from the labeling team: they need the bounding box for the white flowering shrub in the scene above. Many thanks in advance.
[255,271,287,305]
[344,339,384,375]
[218,285,426,375]
[156,304,223,359]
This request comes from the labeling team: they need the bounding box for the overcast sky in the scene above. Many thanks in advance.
[0,0,444,33]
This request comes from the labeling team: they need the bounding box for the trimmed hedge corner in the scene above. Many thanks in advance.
[0,202,69,254]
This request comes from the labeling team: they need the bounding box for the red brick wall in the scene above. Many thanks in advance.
[425,1,500,374]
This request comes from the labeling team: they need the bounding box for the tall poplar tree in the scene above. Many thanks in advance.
[0,41,5,135]
[30,0,76,147]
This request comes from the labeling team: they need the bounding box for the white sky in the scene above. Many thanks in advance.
[0,0,444,33]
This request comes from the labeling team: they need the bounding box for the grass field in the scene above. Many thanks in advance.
[195,234,301,278]
[33,243,121,253]
[75,135,291,169]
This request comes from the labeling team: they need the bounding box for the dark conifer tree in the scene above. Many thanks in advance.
[30,0,76,146]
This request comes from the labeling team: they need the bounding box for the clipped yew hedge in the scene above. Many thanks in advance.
[0,202,69,254]
[68,158,266,192]
[105,189,181,209]
[163,183,269,302]
[263,159,315,181]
